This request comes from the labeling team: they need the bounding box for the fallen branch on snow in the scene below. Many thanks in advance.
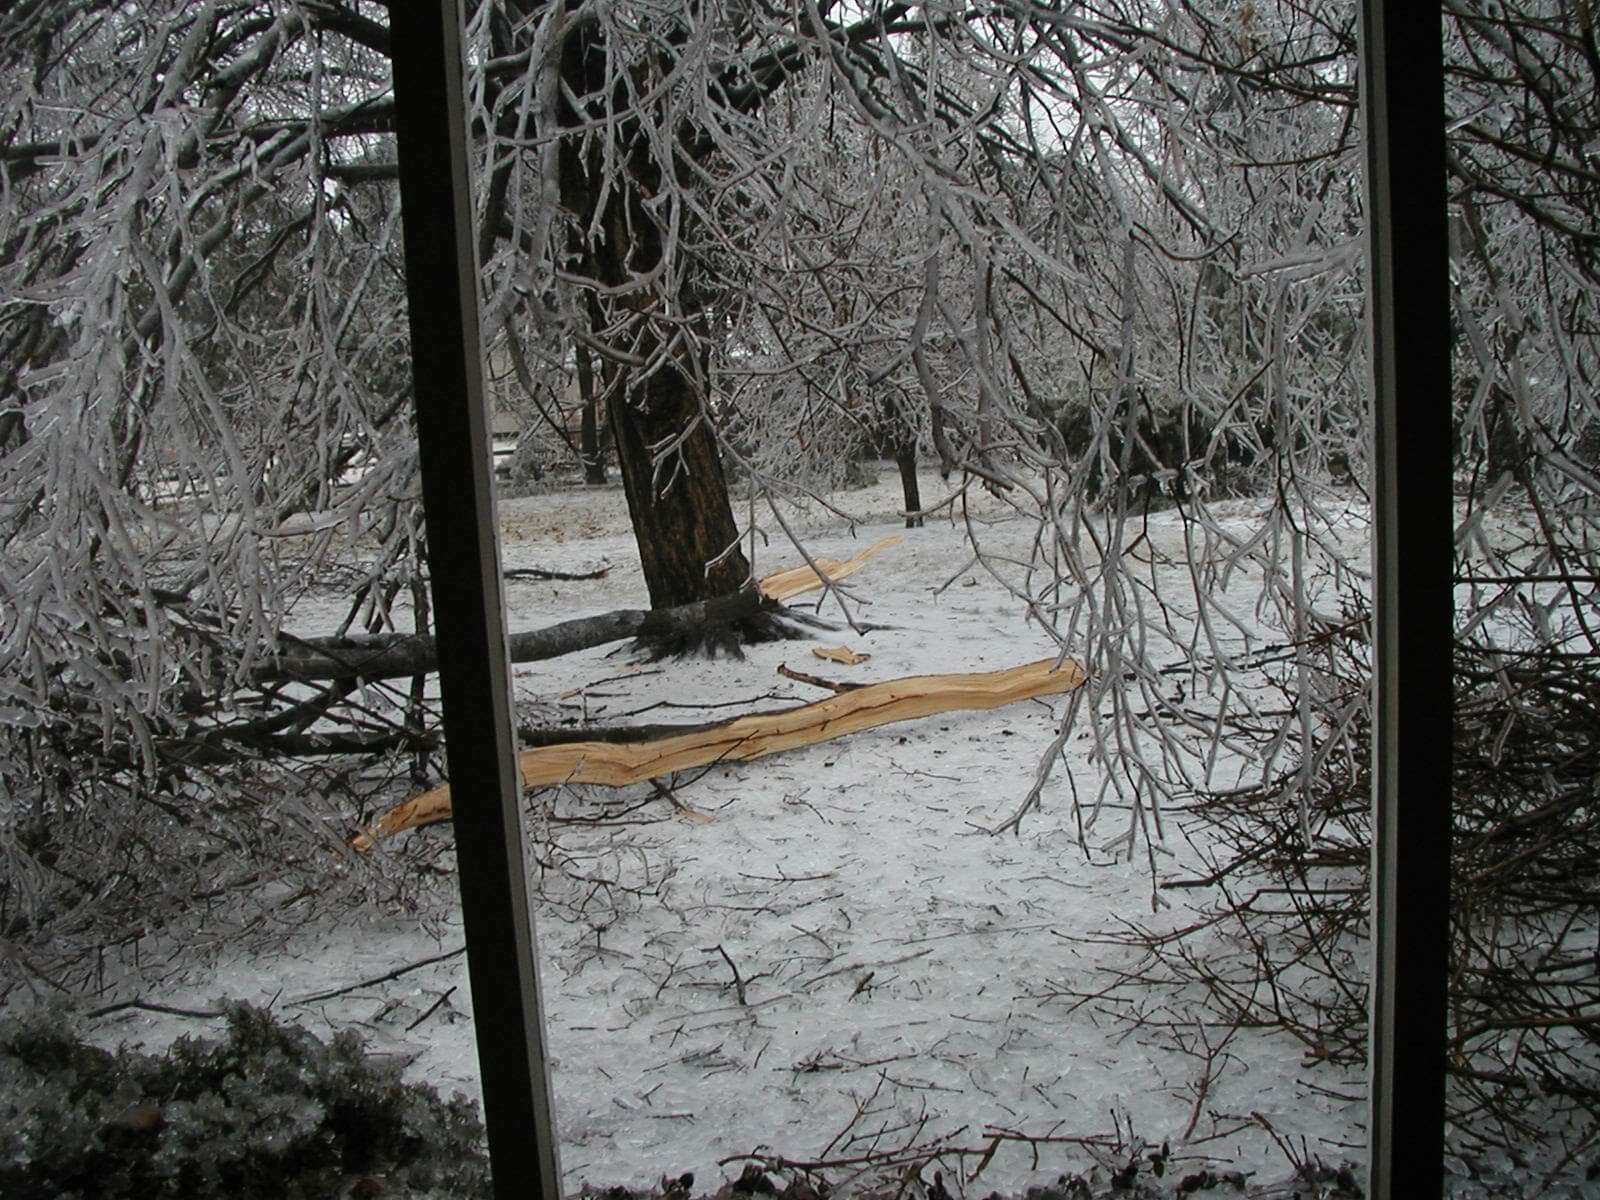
[352,656,1085,850]
[260,590,786,684]
[260,538,902,685]
[756,535,901,601]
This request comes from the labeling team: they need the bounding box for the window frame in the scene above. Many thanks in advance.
[388,4,1454,1197]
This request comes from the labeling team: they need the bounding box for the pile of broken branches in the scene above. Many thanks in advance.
[1074,622,1600,1185]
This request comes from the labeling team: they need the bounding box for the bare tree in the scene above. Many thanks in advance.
[0,3,431,956]
[933,1,1599,1178]
[725,6,1593,1174]
[709,75,948,525]
[0,0,1372,951]
[0,0,1061,953]
[4,4,1598,1177]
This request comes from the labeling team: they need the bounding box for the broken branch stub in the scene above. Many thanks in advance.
[259,590,775,685]
[261,541,896,689]
[813,646,870,665]
[757,536,901,601]
[353,656,1085,850]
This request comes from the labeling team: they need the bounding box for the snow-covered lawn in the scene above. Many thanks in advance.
[84,468,1367,1194]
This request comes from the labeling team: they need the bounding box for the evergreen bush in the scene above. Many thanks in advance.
[0,1004,490,1200]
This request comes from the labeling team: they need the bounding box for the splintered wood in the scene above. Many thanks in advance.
[813,646,869,665]
[757,536,901,600]
[352,656,1085,850]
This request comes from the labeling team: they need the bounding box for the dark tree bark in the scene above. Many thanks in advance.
[575,341,606,485]
[874,397,923,527]
[555,10,754,616]
[895,440,924,528]
[258,589,785,685]
[602,341,749,608]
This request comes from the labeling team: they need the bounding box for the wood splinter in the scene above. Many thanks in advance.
[757,536,901,601]
[352,656,1085,851]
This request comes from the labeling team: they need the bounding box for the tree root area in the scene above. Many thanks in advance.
[630,609,831,661]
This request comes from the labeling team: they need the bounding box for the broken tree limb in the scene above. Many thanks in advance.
[258,589,785,685]
[757,536,901,601]
[259,536,898,687]
[813,646,870,665]
[352,656,1086,850]
[503,564,610,581]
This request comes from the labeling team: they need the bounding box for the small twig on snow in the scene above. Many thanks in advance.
[289,945,466,1007]
[777,663,863,693]
[405,985,457,1032]
[87,998,227,1021]
[709,943,748,1005]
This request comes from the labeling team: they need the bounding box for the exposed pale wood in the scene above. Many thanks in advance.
[813,645,869,665]
[757,536,901,600]
[353,656,1085,850]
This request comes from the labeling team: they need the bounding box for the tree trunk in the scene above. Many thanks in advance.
[575,341,606,485]
[560,15,749,618]
[604,338,750,609]
[356,656,1089,847]
[895,440,924,528]
[930,402,956,478]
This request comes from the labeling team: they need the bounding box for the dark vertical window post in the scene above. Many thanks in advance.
[390,4,563,1198]
[1358,4,1452,1197]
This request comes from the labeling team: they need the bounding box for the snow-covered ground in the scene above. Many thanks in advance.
[82,467,1368,1194]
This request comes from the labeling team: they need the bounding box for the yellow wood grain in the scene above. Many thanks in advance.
[757,535,901,600]
[813,646,869,665]
[352,656,1085,850]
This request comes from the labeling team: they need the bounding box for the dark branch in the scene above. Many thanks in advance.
[258,589,803,684]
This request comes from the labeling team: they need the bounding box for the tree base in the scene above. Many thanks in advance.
[631,607,820,660]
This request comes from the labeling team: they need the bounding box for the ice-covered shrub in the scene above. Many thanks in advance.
[0,1003,489,1199]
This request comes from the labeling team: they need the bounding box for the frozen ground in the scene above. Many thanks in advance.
[80,466,1368,1194]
